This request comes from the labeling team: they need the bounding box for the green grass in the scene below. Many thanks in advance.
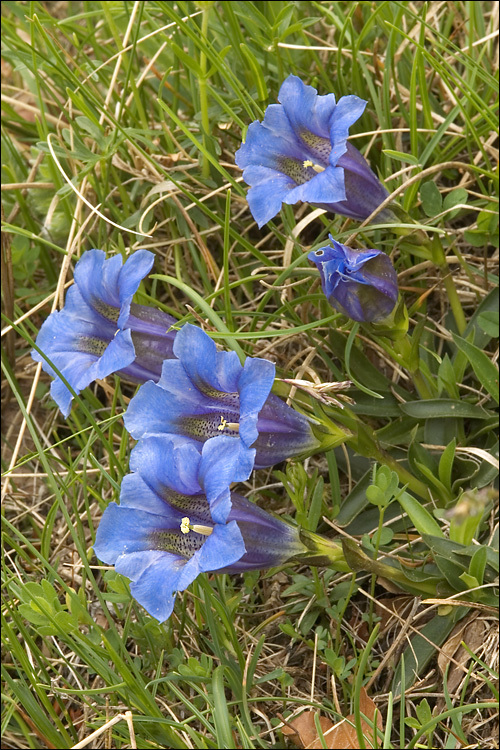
[1,1,498,748]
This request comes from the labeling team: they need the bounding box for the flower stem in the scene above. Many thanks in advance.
[430,235,467,334]
[391,334,434,399]
[298,529,351,572]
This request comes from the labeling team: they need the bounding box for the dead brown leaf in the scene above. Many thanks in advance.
[281,688,383,749]
[438,613,488,694]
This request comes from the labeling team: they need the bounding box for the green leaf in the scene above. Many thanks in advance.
[170,41,203,77]
[469,546,488,586]
[400,399,495,419]
[307,477,324,532]
[397,491,444,537]
[383,149,420,165]
[420,181,442,217]
[438,439,456,491]
[443,187,468,218]
[463,230,494,248]
[75,115,104,145]
[477,311,499,338]
[239,44,268,101]
[437,354,460,399]
[452,333,499,404]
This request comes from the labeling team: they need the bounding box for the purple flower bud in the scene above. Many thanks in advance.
[235,75,394,228]
[308,236,398,322]
[32,250,177,416]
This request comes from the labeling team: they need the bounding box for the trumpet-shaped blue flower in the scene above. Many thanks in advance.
[123,323,321,470]
[93,435,307,622]
[32,249,177,417]
[308,236,398,323]
[235,74,393,228]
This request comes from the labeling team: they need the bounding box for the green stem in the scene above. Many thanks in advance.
[430,235,467,334]
[298,529,351,572]
[390,335,434,399]
[199,8,211,179]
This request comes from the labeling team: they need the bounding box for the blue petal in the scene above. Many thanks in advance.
[129,434,202,497]
[245,171,299,227]
[172,324,243,394]
[93,503,179,564]
[277,75,337,139]
[238,357,275,448]
[118,521,245,622]
[198,436,255,523]
[73,250,122,312]
[328,95,367,166]
[58,284,117,331]
[124,378,207,440]
[120,549,185,622]
[235,112,307,170]
[190,521,245,578]
[33,308,105,378]
[49,377,76,419]
[285,165,346,206]
[119,472,186,520]
[94,328,136,379]
[33,310,135,416]
[72,249,154,328]
[116,250,156,328]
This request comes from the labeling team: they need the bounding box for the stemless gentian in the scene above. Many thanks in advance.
[308,236,398,323]
[235,74,393,228]
[93,435,311,622]
[32,249,177,417]
[124,323,325,471]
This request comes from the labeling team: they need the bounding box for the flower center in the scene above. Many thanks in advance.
[299,130,332,162]
[277,157,318,186]
[91,297,120,323]
[77,336,109,356]
[303,159,325,173]
[180,413,241,441]
[180,517,213,536]
[164,490,212,523]
[150,529,205,559]
[198,385,240,406]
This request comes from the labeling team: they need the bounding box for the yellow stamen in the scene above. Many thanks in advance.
[217,416,227,432]
[303,159,325,174]
[191,524,213,536]
[180,516,213,537]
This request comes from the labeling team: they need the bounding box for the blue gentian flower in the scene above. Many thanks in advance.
[93,435,307,622]
[308,236,398,323]
[123,323,322,470]
[32,249,177,417]
[235,74,393,228]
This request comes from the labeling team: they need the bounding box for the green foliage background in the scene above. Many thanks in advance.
[1,2,498,748]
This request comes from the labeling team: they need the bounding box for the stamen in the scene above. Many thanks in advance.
[191,524,213,536]
[217,416,240,433]
[180,516,213,537]
[303,160,325,174]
